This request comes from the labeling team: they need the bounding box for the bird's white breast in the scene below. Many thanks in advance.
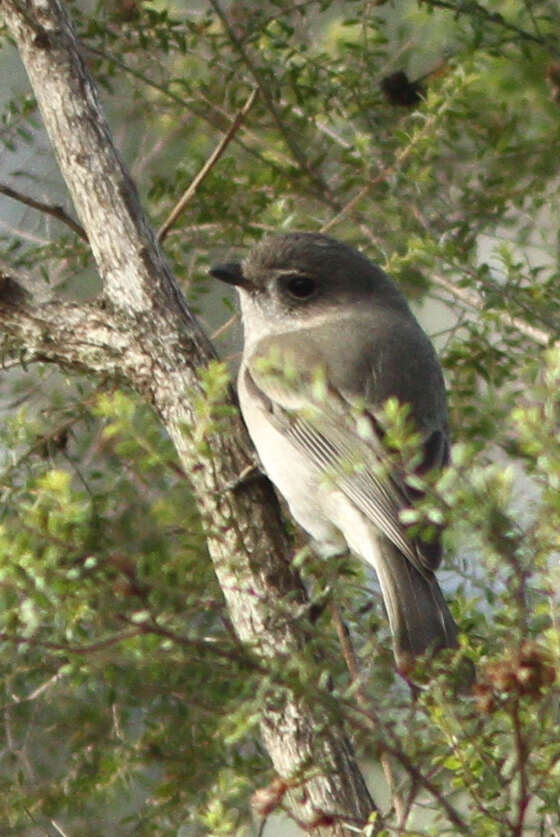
[238,361,347,556]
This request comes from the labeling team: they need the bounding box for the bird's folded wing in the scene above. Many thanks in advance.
[244,344,443,577]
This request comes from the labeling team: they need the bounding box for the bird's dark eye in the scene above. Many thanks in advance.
[283,274,316,300]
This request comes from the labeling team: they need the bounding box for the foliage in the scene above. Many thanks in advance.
[1,0,560,834]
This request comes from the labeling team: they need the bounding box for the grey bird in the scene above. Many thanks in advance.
[210,232,459,669]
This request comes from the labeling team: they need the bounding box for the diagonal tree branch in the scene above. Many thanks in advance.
[421,0,558,54]
[158,87,258,243]
[0,288,132,376]
[0,0,376,831]
[0,182,88,240]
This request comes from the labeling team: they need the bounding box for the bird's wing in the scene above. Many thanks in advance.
[244,335,448,576]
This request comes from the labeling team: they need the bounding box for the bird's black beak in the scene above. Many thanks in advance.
[209,261,248,288]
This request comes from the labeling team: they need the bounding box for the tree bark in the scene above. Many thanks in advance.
[0,0,376,832]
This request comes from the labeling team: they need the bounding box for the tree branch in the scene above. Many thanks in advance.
[0,269,146,379]
[0,0,376,830]
[0,182,88,240]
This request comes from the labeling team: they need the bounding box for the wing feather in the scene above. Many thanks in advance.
[244,353,443,576]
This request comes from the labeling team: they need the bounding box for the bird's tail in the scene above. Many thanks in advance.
[371,538,459,671]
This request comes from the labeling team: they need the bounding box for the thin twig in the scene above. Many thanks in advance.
[431,272,553,347]
[83,43,295,178]
[0,629,142,655]
[207,0,338,207]
[382,740,470,833]
[330,602,405,824]
[321,117,556,351]
[0,183,88,241]
[422,0,558,54]
[0,668,65,713]
[290,103,352,149]
[335,677,471,833]
[119,615,268,674]
[50,820,71,837]
[132,113,193,180]
[158,88,258,242]
[321,109,444,235]
[511,696,530,836]
[406,201,556,348]
[211,311,239,341]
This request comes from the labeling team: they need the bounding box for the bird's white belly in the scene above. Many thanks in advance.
[238,377,346,554]
[245,403,384,569]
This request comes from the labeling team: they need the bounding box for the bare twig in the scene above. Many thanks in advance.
[383,741,470,832]
[0,669,65,712]
[0,183,88,241]
[50,820,71,837]
[192,87,293,168]
[158,88,258,242]
[211,311,239,341]
[320,175,383,236]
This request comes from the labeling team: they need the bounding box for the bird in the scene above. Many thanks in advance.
[210,232,459,669]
